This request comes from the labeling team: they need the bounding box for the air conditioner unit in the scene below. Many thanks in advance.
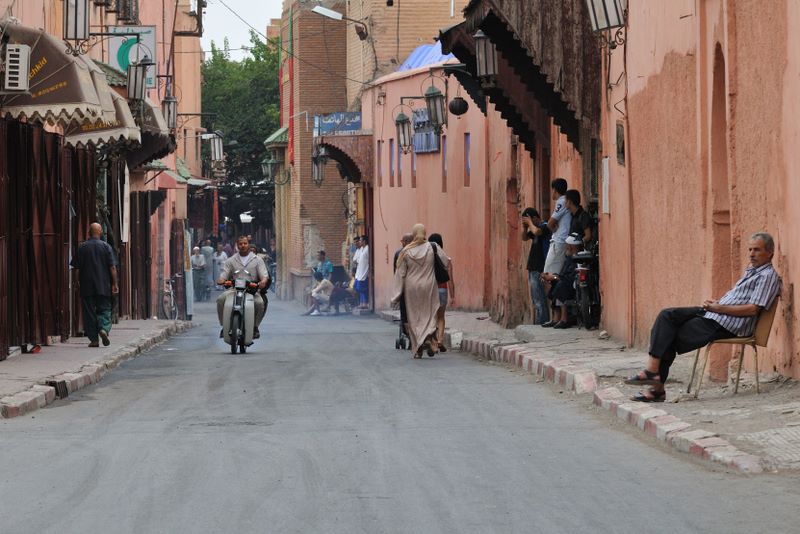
[4,44,31,92]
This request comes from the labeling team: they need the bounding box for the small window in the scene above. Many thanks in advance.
[441,134,447,193]
[616,121,625,166]
[397,140,402,187]
[389,138,395,187]
[377,140,383,187]
[464,132,471,187]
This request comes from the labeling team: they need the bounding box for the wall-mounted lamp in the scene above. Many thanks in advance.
[261,152,291,186]
[311,6,369,41]
[585,0,627,48]
[64,0,90,42]
[210,131,224,162]
[395,111,412,154]
[162,94,178,130]
[127,55,154,101]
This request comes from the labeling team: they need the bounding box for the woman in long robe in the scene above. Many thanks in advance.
[392,224,441,358]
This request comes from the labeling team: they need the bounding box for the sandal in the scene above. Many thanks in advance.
[630,389,666,403]
[625,369,661,385]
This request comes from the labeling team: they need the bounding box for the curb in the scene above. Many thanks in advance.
[593,387,763,474]
[460,337,598,394]
[0,321,193,419]
[460,335,764,474]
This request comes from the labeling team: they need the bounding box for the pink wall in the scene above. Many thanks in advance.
[363,64,488,311]
[598,0,800,379]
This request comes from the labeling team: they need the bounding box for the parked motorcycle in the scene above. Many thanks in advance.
[573,247,601,329]
[222,270,258,354]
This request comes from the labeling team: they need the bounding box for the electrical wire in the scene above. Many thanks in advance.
[212,0,376,88]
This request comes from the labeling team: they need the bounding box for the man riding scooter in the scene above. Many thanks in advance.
[216,236,270,338]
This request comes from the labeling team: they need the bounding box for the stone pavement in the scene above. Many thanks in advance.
[0,319,192,418]
[380,308,800,473]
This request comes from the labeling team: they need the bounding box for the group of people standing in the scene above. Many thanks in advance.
[522,178,594,328]
[392,224,455,359]
[191,240,230,302]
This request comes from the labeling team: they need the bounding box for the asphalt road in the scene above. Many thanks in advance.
[1,297,798,534]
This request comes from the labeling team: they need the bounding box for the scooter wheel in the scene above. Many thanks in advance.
[230,315,240,354]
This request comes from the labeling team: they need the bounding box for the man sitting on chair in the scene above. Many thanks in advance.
[627,232,780,402]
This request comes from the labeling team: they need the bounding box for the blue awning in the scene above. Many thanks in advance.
[397,42,454,71]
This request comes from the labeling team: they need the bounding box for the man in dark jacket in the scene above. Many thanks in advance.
[522,208,551,325]
[542,232,582,329]
[70,223,118,347]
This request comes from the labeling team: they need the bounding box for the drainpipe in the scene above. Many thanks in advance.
[483,95,491,308]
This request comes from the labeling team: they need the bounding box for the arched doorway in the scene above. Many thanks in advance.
[708,44,734,380]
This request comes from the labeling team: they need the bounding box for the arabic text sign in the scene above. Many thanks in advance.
[314,112,362,136]
[107,26,157,88]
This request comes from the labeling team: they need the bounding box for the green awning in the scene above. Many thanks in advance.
[264,126,288,148]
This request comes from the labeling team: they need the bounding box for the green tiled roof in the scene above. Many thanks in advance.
[264,126,288,147]
[96,61,127,87]
[142,159,168,171]
[176,157,192,179]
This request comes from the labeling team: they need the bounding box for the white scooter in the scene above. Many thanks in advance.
[222,270,257,354]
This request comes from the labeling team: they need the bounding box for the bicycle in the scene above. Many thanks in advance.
[162,273,183,321]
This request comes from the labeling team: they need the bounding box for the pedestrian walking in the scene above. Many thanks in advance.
[191,247,207,302]
[427,233,455,352]
[70,223,118,348]
[201,239,214,295]
[392,224,441,358]
[212,244,228,289]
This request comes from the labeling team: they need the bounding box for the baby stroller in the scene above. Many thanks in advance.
[395,294,410,350]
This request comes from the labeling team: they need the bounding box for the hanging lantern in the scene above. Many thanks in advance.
[64,0,90,42]
[448,96,469,116]
[473,30,497,79]
[126,55,154,101]
[424,84,447,132]
[162,94,178,130]
[395,111,412,154]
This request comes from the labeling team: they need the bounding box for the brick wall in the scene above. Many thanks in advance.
[345,0,469,108]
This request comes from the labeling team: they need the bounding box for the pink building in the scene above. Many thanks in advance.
[440,0,799,381]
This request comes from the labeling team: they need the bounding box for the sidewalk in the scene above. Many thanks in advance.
[379,309,800,473]
[0,319,192,419]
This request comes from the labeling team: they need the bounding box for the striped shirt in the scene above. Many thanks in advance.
[704,263,781,337]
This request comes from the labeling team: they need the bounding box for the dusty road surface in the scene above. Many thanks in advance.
[2,298,798,533]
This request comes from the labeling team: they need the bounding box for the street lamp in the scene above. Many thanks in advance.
[127,56,154,101]
[473,30,498,81]
[395,111,412,154]
[424,85,447,133]
[585,0,627,32]
[311,6,369,41]
[210,131,224,162]
[63,0,90,41]
[162,94,178,130]
[585,0,628,48]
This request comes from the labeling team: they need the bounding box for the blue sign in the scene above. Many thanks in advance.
[314,112,362,136]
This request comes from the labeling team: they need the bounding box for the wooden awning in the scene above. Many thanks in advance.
[455,0,602,150]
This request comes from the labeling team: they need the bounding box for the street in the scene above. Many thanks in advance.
[1,298,798,534]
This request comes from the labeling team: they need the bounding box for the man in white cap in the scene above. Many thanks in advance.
[541,232,583,329]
